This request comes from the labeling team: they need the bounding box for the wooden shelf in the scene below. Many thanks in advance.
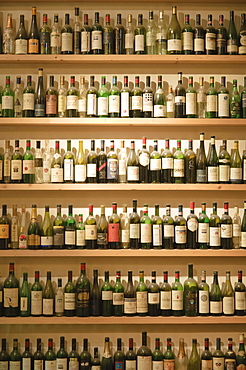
[0,316,244,325]
[0,184,246,191]
[0,55,245,65]
[1,250,245,258]
[5,0,246,3]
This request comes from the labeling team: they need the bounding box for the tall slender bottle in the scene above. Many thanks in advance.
[78,76,87,118]
[64,205,76,249]
[197,77,206,118]
[140,205,152,249]
[28,205,41,250]
[50,14,61,54]
[218,76,229,118]
[196,132,207,183]
[205,14,216,54]
[46,75,58,117]
[64,271,76,317]
[108,203,120,249]
[35,68,45,117]
[103,14,114,55]
[14,76,23,117]
[120,204,130,249]
[230,79,241,118]
[76,262,90,317]
[130,200,140,249]
[39,14,51,54]
[239,14,246,55]
[222,270,235,316]
[230,140,242,184]
[217,15,227,55]
[210,271,222,316]
[136,270,148,317]
[175,72,186,118]
[171,271,183,316]
[31,271,42,316]
[187,201,198,249]
[194,14,205,55]
[125,14,134,55]
[28,7,39,54]
[58,76,67,118]
[184,263,198,316]
[186,77,197,118]
[91,12,103,54]
[91,269,101,316]
[61,14,73,54]
[2,77,14,117]
[175,338,187,370]
[102,338,112,370]
[87,76,98,117]
[227,10,238,55]
[43,271,54,316]
[198,270,209,316]
[224,338,236,370]
[45,339,56,370]
[124,271,136,316]
[209,202,221,249]
[9,339,21,370]
[85,204,97,249]
[114,14,125,54]
[101,271,113,317]
[146,11,156,55]
[75,140,86,183]
[73,7,81,55]
[188,339,200,370]
[87,140,98,183]
[41,206,53,249]
[139,137,150,183]
[127,141,139,183]
[97,205,108,249]
[212,338,225,370]
[20,274,31,317]
[113,271,124,317]
[185,139,196,183]
[173,140,185,183]
[19,205,27,249]
[156,11,167,55]
[163,205,174,249]
[53,205,65,249]
[81,14,91,55]
[23,140,35,183]
[118,140,127,183]
[66,76,79,117]
[167,6,181,54]
[182,14,193,54]
[134,14,146,54]
[235,270,246,316]
[3,14,14,54]
[15,15,28,54]
[198,203,210,249]
[152,204,163,249]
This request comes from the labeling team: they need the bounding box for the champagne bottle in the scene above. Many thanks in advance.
[198,203,210,249]
[212,338,225,369]
[163,205,174,249]
[124,271,136,316]
[45,339,56,370]
[175,338,187,370]
[198,270,210,316]
[152,338,163,370]
[68,339,79,370]
[4,262,19,316]
[76,262,90,317]
[91,12,103,54]
[235,270,246,316]
[161,139,173,183]
[167,6,182,54]
[171,271,183,316]
[103,14,114,55]
[236,334,246,368]
[31,271,43,316]
[188,339,200,370]
[185,139,196,183]
[61,14,73,54]
[10,339,21,370]
[85,204,97,249]
[187,201,198,249]
[87,140,98,183]
[102,338,112,370]
[97,205,108,249]
[136,270,148,316]
[56,336,68,370]
[101,271,113,317]
[222,270,235,316]
[130,200,140,249]
[43,271,54,316]
[152,204,163,249]
[194,14,205,55]
[221,202,233,249]
[140,204,152,249]
[160,271,171,317]
[127,141,139,183]
[175,72,186,118]
[81,14,91,55]
[210,270,222,316]
[55,278,64,317]
[108,202,120,249]
[134,14,146,55]
[217,15,227,55]
[227,10,238,55]
[65,205,76,249]
[15,15,28,54]
[205,14,216,55]
[150,140,161,183]
[163,338,175,369]
[113,271,124,317]
[114,338,125,370]
[40,14,51,54]
[80,338,91,370]
[64,270,76,317]
[20,272,30,317]
[91,269,101,316]
[35,68,46,117]
[225,338,236,370]
[184,264,198,317]
[196,132,207,183]
[28,7,39,54]
[139,137,150,183]
[22,339,33,370]
[75,140,87,183]
[148,271,160,316]
[174,205,187,249]
[209,202,221,249]
[137,332,152,370]
[182,14,193,55]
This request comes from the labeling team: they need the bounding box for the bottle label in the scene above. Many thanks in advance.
[127,166,139,181]
[51,32,61,47]
[199,290,209,314]
[212,358,224,369]
[58,95,66,113]
[156,32,167,41]
[23,159,34,174]
[0,224,9,239]
[11,159,22,180]
[164,224,174,238]
[136,291,148,313]
[137,356,151,370]
[22,358,31,370]
[76,288,89,309]
[3,287,18,308]
[15,39,28,54]
[75,164,86,182]
[107,158,118,180]
[175,96,185,104]
[11,222,18,243]
[65,230,76,245]
[0,160,2,180]
[41,236,53,247]
[81,31,91,52]
[175,225,186,243]
[172,290,183,310]
[153,224,162,246]
[162,157,173,170]
[233,223,240,237]
[109,95,120,114]
[210,300,222,314]
[160,290,171,310]
[241,231,246,248]
[125,33,134,50]
[230,168,242,181]
[45,361,56,370]
[113,292,124,305]
[121,229,130,244]
[143,93,153,112]
[97,232,108,246]
[19,233,28,249]
[201,359,212,370]
[207,94,217,112]
[28,38,39,53]
[87,94,97,115]
[235,291,246,310]
[56,295,64,314]
[152,361,163,370]
[35,158,43,168]
[64,159,74,181]
[140,223,152,243]
[34,103,45,117]
[2,95,13,110]
[186,92,196,115]
[91,366,100,370]
[163,359,175,370]
[23,93,34,111]
[87,163,97,178]
[223,296,235,315]
[78,97,87,113]
[196,169,207,183]
[219,165,230,182]
[150,158,161,171]
[154,104,166,118]
[207,166,218,182]
[209,227,221,247]
[9,362,21,370]
[135,34,144,52]
[76,229,85,247]
[139,153,149,167]
[85,225,97,240]
[187,218,198,232]
[108,223,120,242]
[218,94,229,117]
[198,223,209,243]
[173,159,184,177]
[91,30,102,50]
[131,96,142,110]
[124,297,136,314]
[221,224,232,238]
[102,290,113,301]
[56,359,67,370]
[119,159,126,176]
[183,32,193,50]
[185,289,197,313]
[0,363,9,370]
[197,91,206,103]
[64,292,76,310]
[194,38,205,52]
[146,31,155,46]
[61,33,73,52]
[239,45,246,55]
[167,39,182,52]
[34,360,43,370]
[206,33,216,50]
[224,360,236,370]
[98,97,108,116]
[167,100,174,113]
[28,234,41,247]
[20,296,28,312]
[53,226,64,246]
[130,224,140,239]
[67,95,78,110]
[227,39,238,53]
[46,95,57,115]
[148,292,160,304]
[43,298,54,315]
[121,92,130,117]
[31,291,42,315]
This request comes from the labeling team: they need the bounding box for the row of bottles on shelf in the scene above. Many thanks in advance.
[1,335,246,370]
[1,73,246,118]
[1,136,246,184]
[1,262,246,318]
[1,200,246,250]
[1,7,246,55]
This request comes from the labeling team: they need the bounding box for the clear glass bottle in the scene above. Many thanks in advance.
[73,7,81,55]
[146,10,156,55]
[166,85,175,118]
[3,13,15,54]
[42,140,51,184]
[125,14,134,55]
[156,10,167,55]
[11,204,19,249]
[50,14,61,54]
[232,205,241,248]
[14,76,23,118]
[120,204,130,249]
[55,278,64,317]
[58,76,67,118]
[175,338,188,370]
[118,140,127,183]
[78,76,87,118]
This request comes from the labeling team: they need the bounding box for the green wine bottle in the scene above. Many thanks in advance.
[184,263,198,316]
[201,338,212,369]
[174,205,187,249]
[198,270,209,316]
[136,271,148,317]
[108,202,120,249]
[45,339,56,370]
[21,338,33,370]
[206,76,218,118]
[31,271,42,316]
[22,75,35,117]
[68,338,79,370]
[137,332,152,370]
[91,347,100,370]
[2,76,14,117]
[152,204,163,249]
[154,75,166,118]
[64,270,76,317]
[230,141,242,184]
[0,338,10,368]
[134,14,146,54]
[186,77,197,118]
[230,79,241,118]
[152,338,163,369]
[56,336,68,370]
[76,262,90,317]
[140,205,152,249]
[43,271,54,316]
[114,338,125,370]
[218,140,230,183]
[101,271,113,317]
[102,338,112,370]
[127,141,139,183]
[218,76,229,118]
[235,270,246,315]
[98,76,109,117]
[124,271,136,316]
[103,14,114,55]
[66,76,79,118]
[225,338,236,369]
[4,262,19,317]
[76,214,85,249]
[227,10,238,55]
[65,205,76,249]
[222,270,235,316]
[210,270,222,316]
[20,272,30,317]
[185,139,196,183]
[160,271,172,316]
[167,6,181,54]
[198,203,210,249]
[173,140,185,183]
[212,338,225,369]
[163,205,174,250]
[163,338,175,368]
[109,76,120,118]
[113,271,124,317]
[53,205,65,249]
[188,339,200,370]
[148,271,160,316]
[10,339,21,370]
[236,334,246,368]
[41,205,53,249]
[150,140,161,183]
[207,136,218,183]
[171,271,183,316]
[23,140,35,184]
[209,203,221,249]
[196,132,207,183]
[80,338,91,370]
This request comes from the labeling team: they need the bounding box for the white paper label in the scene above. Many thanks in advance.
[121,229,130,243]
[11,159,22,180]
[172,290,183,310]
[98,97,108,116]
[137,356,151,370]
[121,92,130,117]
[87,163,97,178]
[241,232,246,248]
[210,300,222,314]
[175,226,186,243]
[233,223,241,237]
[164,224,174,238]
[199,290,209,314]
[162,157,173,170]
[64,293,76,310]
[194,38,204,52]
[173,159,184,177]
[209,227,221,247]
[153,224,162,246]
[87,94,97,116]
[67,95,78,110]
[10,362,21,370]
[198,223,209,243]
[85,225,97,240]
[124,298,136,314]
[153,361,163,370]
[2,96,13,110]
[119,159,126,176]
[168,39,182,51]
[34,359,43,370]
[78,98,87,113]
[130,224,140,239]
[109,95,120,113]
[154,104,166,118]
[140,223,152,243]
[75,164,86,182]
[102,291,113,301]
[235,291,246,310]
[20,297,28,311]
[221,224,232,238]
[125,34,134,50]
[143,93,153,112]
[230,167,242,181]
[51,168,63,183]
[23,159,34,174]
[15,39,28,54]
[223,296,234,315]
[22,358,31,370]
[207,166,218,182]
[43,298,54,315]
[206,33,216,51]
[136,291,148,313]
[31,290,42,315]
[160,291,171,310]
[65,230,75,245]
[139,153,149,167]
[148,292,159,304]
[212,358,224,369]
[131,96,142,110]
[45,361,56,370]
[76,229,85,247]
[186,92,196,115]
[150,158,161,171]
[135,35,144,52]
[113,292,124,305]
[4,287,18,308]
[61,33,73,52]
[91,31,102,50]
[23,93,34,110]
[127,166,139,181]
[57,359,67,370]
[219,165,230,182]
[218,93,229,117]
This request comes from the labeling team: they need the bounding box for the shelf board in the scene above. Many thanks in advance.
[0,184,246,191]
[0,316,244,325]
[5,0,246,3]
[1,250,245,257]
[0,55,245,65]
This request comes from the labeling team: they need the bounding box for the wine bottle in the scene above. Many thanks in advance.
[134,14,146,55]
[43,271,54,316]
[148,271,160,316]
[222,270,235,316]
[206,76,218,118]
[230,140,242,184]
[55,278,64,317]
[197,77,206,118]
[137,332,152,370]
[91,12,103,54]
[109,76,120,118]
[40,205,53,249]
[87,140,98,183]
[63,140,75,183]
[218,76,229,118]
[230,79,241,118]
[221,202,233,249]
[219,140,230,183]
[182,14,193,55]
[239,14,246,55]
[108,202,120,249]
[50,14,61,55]
[166,85,175,118]
[20,272,30,317]
[14,76,23,117]
[15,15,28,54]
[130,200,140,249]
[175,72,186,118]
[171,271,184,316]
[3,140,11,184]
[91,269,101,316]
[160,271,171,317]
[198,270,209,316]
[101,271,113,317]
[236,334,246,368]
[212,338,225,369]
[103,14,114,55]
[27,205,41,250]
[227,10,238,55]
[194,14,205,55]
[65,205,76,249]
[188,339,200,370]
[242,201,246,249]
[9,204,18,249]
[114,13,126,55]
[73,7,81,55]
[161,139,173,183]
[196,133,207,183]
[163,205,174,249]
[140,204,152,249]
[217,15,227,55]
[28,7,39,54]
[142,76,153,118]
[75,140,87,183]
[124,271,136,316]
[209,202,221,249]
[125,14,134,55]
[81,14,91,55]
[232,206,241,249]
[40,14,51,54]
[175,338,188,370]
[156,11,167,55]
[56,336,68,370]
[120,204,130,249]
[121,76,130,118]
[34,140,43,184]
[225,338,236,369]
[185,139,196,183]
[102,338,112,370]
[187,201,198,249]
[154,75,166,118]
[152,338,163,370]
[98,140,107,183]
[114,338,125,370]
[19,205,27,249]
[131,76,143,117]
[68,339,79,370]
[198,203,210,249]
[152,204,163,249]
[210,270,222,316]
[107,140,118,183]
[205,14,216,55]
[2,76,14,117]
[184,263,198,316]
[173,140,185,183]
[186,76,197,118]
[113,271,124,316]
[22,338,33,370]
[98,77,109,118]
[85,204,97,249]
[146,10,156,55]
[52,205,65,249]
[136,270,148,317]
[125,339,136,370]
[78,76,87,118]
[31,271,43,316]
[127,141,139,183]
[46,76,58,117]
[76,214,85,249]
[163,338,175,369]
[139,137,150,183]
[66,76,79,117]
[10,339,21,370]
[23,140,35,183]
[22,75,35,117]
[150,140,161,183]
[45,339,56,370]
[4,262,19,317]
[97,205,108,249]
[76,262,90,317]
[235,271,246,316]
[61,14,73,54]
[118,140,127,183]
[64,271,76,317]
[0,338,10,368]
[175,205,186,249]
[58,76,67,118]
[35,68,46,117]
[167,6,181,54]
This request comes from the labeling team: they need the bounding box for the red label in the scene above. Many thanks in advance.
[98,162,107,172]
[46,95,57,115]
[108,223,120,242]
